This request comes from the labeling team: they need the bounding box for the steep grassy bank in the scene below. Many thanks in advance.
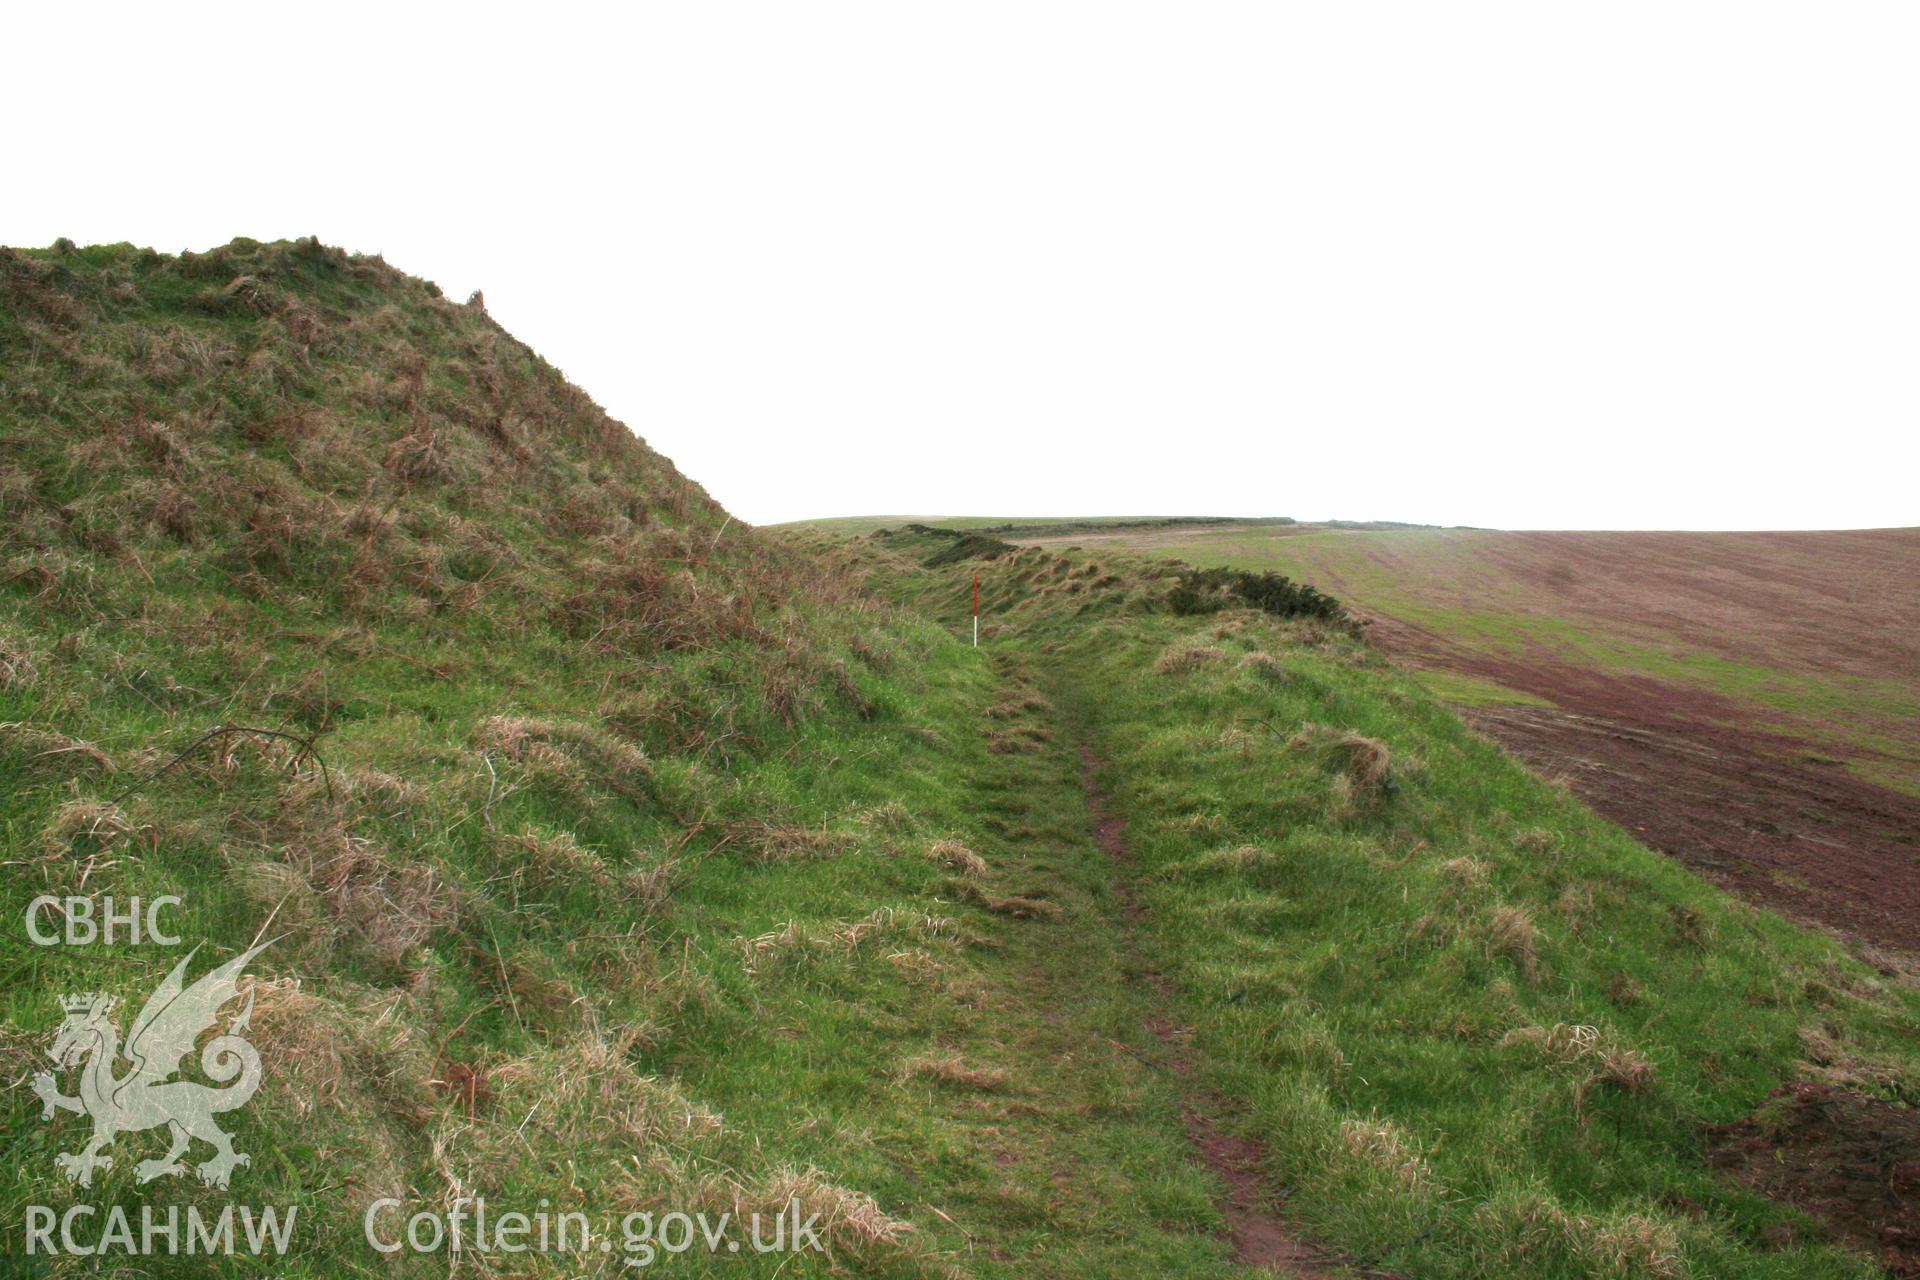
[1048,613,1917,1278]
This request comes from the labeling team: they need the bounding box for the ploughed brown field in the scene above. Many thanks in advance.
[1016,522,1920,956]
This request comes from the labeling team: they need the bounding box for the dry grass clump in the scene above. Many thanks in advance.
[233,861,332,968]
[1,722,117,776]
[479,1030,724,1170]
[855,800,915,833]
[274,824,461,970]
[241,976,433,1193]
[1815,953,1906,1006]
[161,725,319,789]
[1501,1023,1658,1118]
[1512,827,1558,856]
[1337,1117,1435,1190]
[1440,855,1490,888]
[1474,1193,1683,1279]
[1556,884,1595,932]
[343,767,429,819]
[897,1052,1008,1091]
[244,979,382,1110]
[1404,913,1455,950]
[985,725,1049,754]
[1850,944,1920,991]
[725,819,854,865]
[497,948,591,1031]
[1585,1213,1685,1279]
[1236,650,1286,680]
[1154,640,1227,675]
[1575,1049,1658,1115]
[981,893,1062,921]
[0,631,35,688]
[38,798,140,860]
[1166,844,1269,878]
[1486,904,1544,982]
[475,715,624,766]
[1167,809,1231,838]
[748,1168,917,1257]
[1605,970,1643,1007]
[884,947,967,994]
[741,907,958,976]
[1796,1023,1906,1092]
[1500,1022,1606,1064]
[1214,726,1257,753]
[620,858,683,914]
[504,826,616,892]
[844,631,893,671]
[1335,734,1393,797]
[1287,725,1396,813]
[624,1160,916,1264]
[474,715,651,803]
[926,838,988,878]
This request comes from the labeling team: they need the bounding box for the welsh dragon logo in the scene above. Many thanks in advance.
[32,942,270,1190]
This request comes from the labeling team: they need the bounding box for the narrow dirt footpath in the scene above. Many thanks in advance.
[1079,747,1341,1278]
[923,650,1344,1275]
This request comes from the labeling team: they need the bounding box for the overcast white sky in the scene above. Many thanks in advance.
[8,4,1916,529]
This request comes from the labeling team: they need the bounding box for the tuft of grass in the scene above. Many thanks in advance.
[925,837,987,877]
[1486,903,1544,983]
[897,1052,1008,1092]
[1154,640,1227,675]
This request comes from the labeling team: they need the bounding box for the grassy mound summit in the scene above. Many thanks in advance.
[1,236,736,614]
[2,243,1915,1278]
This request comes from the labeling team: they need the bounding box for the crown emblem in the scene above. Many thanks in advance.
[59,993,103,1013]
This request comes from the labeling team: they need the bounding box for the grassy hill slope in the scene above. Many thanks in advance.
[3,248,1916,1278]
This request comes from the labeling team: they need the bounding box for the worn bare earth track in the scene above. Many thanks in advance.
[1078,747,1344,1279]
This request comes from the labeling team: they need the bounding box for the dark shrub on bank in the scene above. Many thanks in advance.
[1166,566,1345,623]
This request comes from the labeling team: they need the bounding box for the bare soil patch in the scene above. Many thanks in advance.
[1455,655,1920,955]
[1706,1082,1920,1278]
